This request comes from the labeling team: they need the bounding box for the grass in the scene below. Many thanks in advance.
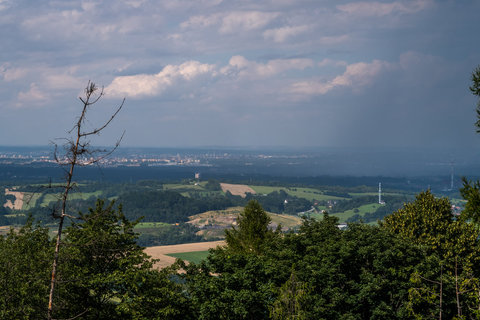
[269,212,303,229]
[331,203,383,223]
[166,251,210,264]
[249,186,347,201]
[38,191,104,207]
[163,183,205,191]
[21,192,42,210]
[134,222,171,230]
[4,213,26,218]
[308,202,383,223]
[349,192,402,197]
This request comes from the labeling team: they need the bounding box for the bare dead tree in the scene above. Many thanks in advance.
[47,82,125,320]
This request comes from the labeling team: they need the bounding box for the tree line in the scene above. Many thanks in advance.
[3,188,480,319]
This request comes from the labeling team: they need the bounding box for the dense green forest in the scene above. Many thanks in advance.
[2,187,480,319]
[0,178,417,246]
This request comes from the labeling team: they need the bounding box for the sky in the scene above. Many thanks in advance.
[1,0,480,150]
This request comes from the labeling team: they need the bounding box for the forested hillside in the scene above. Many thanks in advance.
[1,178,419,246]
[2,189,480,319]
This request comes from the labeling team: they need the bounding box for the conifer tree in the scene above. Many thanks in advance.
[225,200,277,254]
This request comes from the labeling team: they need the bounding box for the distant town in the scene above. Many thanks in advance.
[0,146,310,168]
[1,146,479,182]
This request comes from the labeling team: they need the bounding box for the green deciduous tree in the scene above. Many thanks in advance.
[460,177,480,226]
[270,270,311,320]
[114,267,194,320]
[0,200,192,320]
[184,203,427,319]
[183,249,278,320]
[52,199,191,319]
[54,200,149,318]
[0,220,52,319]
[383,191,480,318]
[292,219,425,319]
[183,201,284,319]
[382,191,480,268]
[469,65,480,132]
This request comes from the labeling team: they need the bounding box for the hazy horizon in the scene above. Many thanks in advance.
[1,144,479,178]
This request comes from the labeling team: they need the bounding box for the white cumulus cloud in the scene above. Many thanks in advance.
[263,25,309,43]
[221,55,314,78]
[16,83,49,107]
[291,60,391,95]
[105,60,216,98]
[182,11,280,34]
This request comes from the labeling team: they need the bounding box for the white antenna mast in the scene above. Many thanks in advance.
[449,161,454,191]
[378,182,385,205]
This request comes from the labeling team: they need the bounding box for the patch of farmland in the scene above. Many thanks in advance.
[3,189,24,210]
[249,185,347,201]
[21,192,42,210]
[134,222,171,229]
[38,191,103,207]
[188,207,302,240]
[166,250,210,264]
[220,183,256,198]
[270,212,303,229]
[187,207,240,240]
[332,203,383,223]
[0,225,14,236]
[163,183,205,192]
[145,241,225,269]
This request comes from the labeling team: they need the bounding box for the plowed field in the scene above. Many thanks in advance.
[220,183,256,198]
[145,240,225,269]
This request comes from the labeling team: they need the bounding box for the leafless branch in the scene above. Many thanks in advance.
[47,81,125,320]
[80,98,125,138]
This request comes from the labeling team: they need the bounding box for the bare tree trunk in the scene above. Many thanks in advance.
[47,82,124,320]
[455,257,462,317]
[439,265,443,320]
[47,118,81,319]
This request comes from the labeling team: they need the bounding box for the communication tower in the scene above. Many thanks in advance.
[449,161,454,191]
[378,182,385,205]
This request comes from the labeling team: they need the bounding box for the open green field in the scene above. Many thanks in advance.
[166,250,210,264]
[163,183,206,191]
[309,202,383,223]
[4,213,26,218]
[162,182,225,198]
[21,192,42,210]
[18,190,105,209]
[38,191,104,207]
[249,186,347,201]
[134,222,171,230]
[349,192,403,197]
[332,203,382,222]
